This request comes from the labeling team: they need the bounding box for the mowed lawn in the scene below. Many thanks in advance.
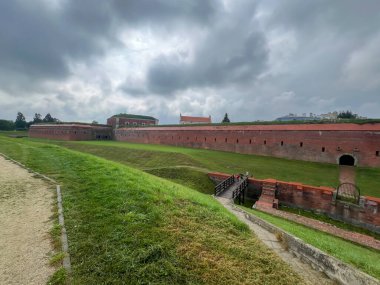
[54,140,380,197]
[0,136,303,284]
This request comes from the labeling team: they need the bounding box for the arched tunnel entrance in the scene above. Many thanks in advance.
[339,154,355,166]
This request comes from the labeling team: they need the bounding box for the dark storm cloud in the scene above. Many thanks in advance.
[254,0,380,116]
[112,0,217,25]
[145,2,269,95]
[269,0,380,36]
[0,0,116,94]
[0,0,217,95]
[1,0,380,123]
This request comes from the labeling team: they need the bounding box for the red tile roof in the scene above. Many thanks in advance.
[180,115,211,123]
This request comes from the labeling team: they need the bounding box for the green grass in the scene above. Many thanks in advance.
[145,167,215,194]
[0,136,302,284]
[52,140,380,197]
[279,205,380,240]
[240,207,380,279]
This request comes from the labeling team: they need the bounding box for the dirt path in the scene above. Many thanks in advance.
[0,156,55,285]
[339,165,356,184]
[216,197,336,285]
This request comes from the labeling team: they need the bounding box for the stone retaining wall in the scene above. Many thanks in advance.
[237,206,380,285]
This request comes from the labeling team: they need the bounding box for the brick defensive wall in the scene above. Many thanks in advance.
[115,123,380,167]
[29,123,113,141]
[208,172,380,233]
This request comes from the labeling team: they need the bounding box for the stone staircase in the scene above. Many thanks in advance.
[255,179,278,209]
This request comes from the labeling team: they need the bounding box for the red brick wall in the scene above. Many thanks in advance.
[29,124,113,141]
[208,172,380,232]
[115,124,380,167]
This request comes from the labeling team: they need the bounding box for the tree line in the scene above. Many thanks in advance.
[0,112,59,130]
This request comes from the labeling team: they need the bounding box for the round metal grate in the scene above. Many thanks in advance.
[336,182,360,204]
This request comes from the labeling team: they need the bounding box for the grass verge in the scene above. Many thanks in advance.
[239,206,380,279]
[52,140,380,197]
[0,136,303,284]
[280,205,380,240]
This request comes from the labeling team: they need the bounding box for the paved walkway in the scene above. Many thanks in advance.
[339,165,356,184]
[256,206,380,251]
[216,197,335,285]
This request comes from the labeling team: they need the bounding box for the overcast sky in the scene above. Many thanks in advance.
[0,0,379,124]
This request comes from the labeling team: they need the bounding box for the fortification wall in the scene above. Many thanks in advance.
[208,172,380,233]
[115,123,380,167]
[29,124,113,141]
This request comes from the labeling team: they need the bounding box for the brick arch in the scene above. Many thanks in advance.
[338,154,356,166]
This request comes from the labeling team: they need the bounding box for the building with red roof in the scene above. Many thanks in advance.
[179,114,211,124]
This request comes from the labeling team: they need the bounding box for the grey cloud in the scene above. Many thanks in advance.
[0,0,116,95]
[145,2,268,95]
[0,0,217,96]
[112,0,218,25]
[1,0,380,123]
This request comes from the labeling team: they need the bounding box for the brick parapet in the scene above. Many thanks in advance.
[29,124,113,141]
[208,172,380,233]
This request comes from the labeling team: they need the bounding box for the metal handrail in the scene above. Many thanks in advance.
[232,177,248,199]
[215,175,234,196]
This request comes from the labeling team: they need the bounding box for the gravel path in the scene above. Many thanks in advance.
[216,197,336,285]
[0,156,55,285]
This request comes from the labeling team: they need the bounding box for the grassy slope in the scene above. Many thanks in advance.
[146,167,216,195]
[241,207,380,279]
[0,136,302,284]
[54,140,380,197]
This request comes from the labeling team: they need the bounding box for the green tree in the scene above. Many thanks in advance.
[15,112,27,129]
[33,113,43,123]
[43,113,59,123]
[222,113,230,123]
[337,110,357,119]
[0,119,15,130]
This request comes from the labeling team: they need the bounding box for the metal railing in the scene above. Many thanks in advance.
[232,177,248,202]
[215,175,235,196]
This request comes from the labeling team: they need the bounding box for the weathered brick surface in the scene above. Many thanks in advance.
[115,123,380,167]
[208,172,380,232]
[29,124,113,141]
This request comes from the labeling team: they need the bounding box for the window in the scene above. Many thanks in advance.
[249,139,252,144]
[322,147,325,152]
[225,138,227,143]
[300,142,303,147]
[376,151,379,157]
[281,141,284,146]
[204,137,207,142]
[264,140,266,145]
[214,138,216,142]
[236,139,239,143]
